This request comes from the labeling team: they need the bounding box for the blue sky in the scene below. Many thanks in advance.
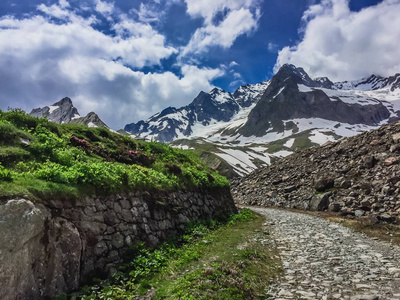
[0,0,398,129]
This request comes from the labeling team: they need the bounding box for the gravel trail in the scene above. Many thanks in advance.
[252,207,400,300]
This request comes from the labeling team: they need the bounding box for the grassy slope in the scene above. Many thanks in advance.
[0,109,229,201]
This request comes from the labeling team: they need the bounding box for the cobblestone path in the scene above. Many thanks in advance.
[252,207,400,300]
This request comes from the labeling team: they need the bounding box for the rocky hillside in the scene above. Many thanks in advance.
[124,64,400,177]
[30,97,108,128]
[232,120,400,223]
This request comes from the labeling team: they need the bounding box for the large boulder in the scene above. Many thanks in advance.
[309,193,331,211]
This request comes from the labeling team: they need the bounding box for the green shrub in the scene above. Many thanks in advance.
[0,120,32,146]
[0,163,13,181]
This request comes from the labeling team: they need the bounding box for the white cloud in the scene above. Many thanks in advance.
[95,0,114,16]
[180,0,261,56]
[182,7,260,56]
[184,0,257,24]
[274,0,400,81]
[132,3,162,23]
[37,2,70,19]
[0,3,225,129]
[267,42,278,53]
[229,61,239,67]
[59,0,70,9]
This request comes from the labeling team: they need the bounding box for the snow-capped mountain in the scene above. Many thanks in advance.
[30,97,80,124]
[124,82,269,142]
[127,64,400,177]
[30,97,109,128]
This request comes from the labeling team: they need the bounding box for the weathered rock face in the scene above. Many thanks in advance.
[30,97,80,124]
[232,121,400,223]
[30,98,109,128]
[70,111,109,128]
[239,64,391,137]
[0,188,236,300]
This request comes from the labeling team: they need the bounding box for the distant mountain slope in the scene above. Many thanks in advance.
[124,65,400,178]
[124,82,269,142]
[30,97,108,128]
[70,111,109,128]
[239,64,393,137]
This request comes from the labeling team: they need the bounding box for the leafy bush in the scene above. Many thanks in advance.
[0,120,32,146]
[0,163,13,181]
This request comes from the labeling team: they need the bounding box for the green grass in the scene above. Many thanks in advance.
[0,109,229,201]
[291,130,319,150]
[154,213,281,299]
[68,209,282,300]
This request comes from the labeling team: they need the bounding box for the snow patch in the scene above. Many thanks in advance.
[309,130,335,145]
[273,87,285,99]
[273,150,292,157]
[71,113,80,120]
[284,138,295,148]
[48,105,59,114]
[214,93,233,104]
[298,84,313,92]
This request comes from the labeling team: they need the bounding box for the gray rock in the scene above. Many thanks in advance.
[329,202,343,212]
[314,177,335,192]
[310,193,331,211]
[355,210,365,217]
[0,200,50,300]
[360,199,372,210]
[284,185,297,193]
[111,233,125,249]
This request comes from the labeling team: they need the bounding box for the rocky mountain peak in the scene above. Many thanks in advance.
[30,98,108,128]
[29,97,80,124]
[210,87,224,95]
[54,97,73,106]
[276,64,314,86]
[239,65,391,137]
[71,111,108,128]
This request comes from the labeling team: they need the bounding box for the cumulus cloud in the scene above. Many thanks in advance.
[184,0,257,24]
[37,1,70,19]
[131,3,162,23]
[0,2,224,129]
[181,0,261,56]
[95,0,114,16]
[274,0,400,81]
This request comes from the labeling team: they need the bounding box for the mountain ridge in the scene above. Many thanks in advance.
[29,97,109,128]
[124,64,400,177]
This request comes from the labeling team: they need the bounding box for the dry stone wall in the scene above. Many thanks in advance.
[0,187,236,300]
